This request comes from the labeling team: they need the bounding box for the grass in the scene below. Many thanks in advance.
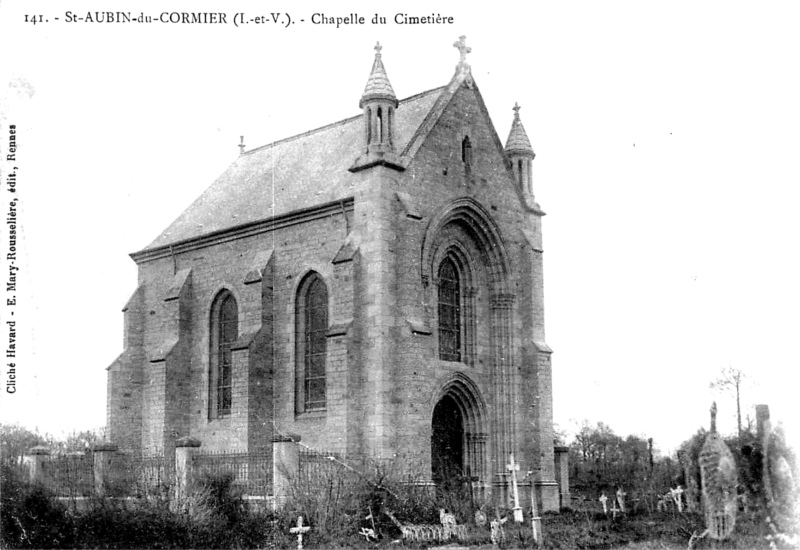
[3,461,797,549]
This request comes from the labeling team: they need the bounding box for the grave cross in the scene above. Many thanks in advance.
[671,485,685,513]
[290,515,310,550]
[525,470,542,545]
[610,499,620,519]
[507,453,524,523]
[616,487,627,513]
[599,493,608,514]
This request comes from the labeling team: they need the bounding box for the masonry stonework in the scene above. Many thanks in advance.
[106,40,561,510]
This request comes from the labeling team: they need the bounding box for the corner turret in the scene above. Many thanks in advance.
[505,103,536,199]
[348,42,406,174]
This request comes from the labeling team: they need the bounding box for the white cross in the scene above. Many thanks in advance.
[526,471,541,544]
[671,486,685,513]
[616,487,627,513]
[599,493,608,514]
[507,453,523,523]
[290,516,310,550]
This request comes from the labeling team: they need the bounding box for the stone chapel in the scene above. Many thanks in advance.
[106,38,562,510]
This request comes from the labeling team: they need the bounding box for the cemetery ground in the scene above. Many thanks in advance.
[2,412,797,549]
[2,460,797,549]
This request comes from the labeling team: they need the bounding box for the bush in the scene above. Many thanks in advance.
[1,463,74,548]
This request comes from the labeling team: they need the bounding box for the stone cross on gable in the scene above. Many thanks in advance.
[453,35,471,65]
[290,516,310,550]
[507,453,524,523]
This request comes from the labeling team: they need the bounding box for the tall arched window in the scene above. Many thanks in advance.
[296,273,328,412]
[461,136,472,172]
[209,291,237,418]
[438,257,461,362]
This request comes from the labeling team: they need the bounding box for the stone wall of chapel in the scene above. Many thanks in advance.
[124,208,352,457]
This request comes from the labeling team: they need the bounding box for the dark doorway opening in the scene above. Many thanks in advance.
[431,395,464,488]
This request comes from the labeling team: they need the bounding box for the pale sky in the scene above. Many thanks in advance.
[1,1,798,456]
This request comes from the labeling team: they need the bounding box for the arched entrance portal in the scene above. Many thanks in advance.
[431,395,464,486]
[430,375,487,491]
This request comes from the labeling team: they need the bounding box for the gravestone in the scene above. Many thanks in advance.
[490,516,507,548]
[699,402,738,540]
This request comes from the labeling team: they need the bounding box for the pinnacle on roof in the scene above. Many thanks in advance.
[453,35,471,70]
[505,102,534,156]
[360,42,398,108]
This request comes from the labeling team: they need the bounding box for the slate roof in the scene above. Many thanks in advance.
[504,103,534,156]
[144,86,444,251]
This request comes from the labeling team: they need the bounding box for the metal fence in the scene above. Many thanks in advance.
[39,453,94,497]
[194,449,272,497]
[106,453,170,497]
[298,448,352,486]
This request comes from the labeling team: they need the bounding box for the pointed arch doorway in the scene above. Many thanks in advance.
[431,395,464,486]
[431,376,487,491]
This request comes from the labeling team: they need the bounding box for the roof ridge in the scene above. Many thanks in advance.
[243,86,447,157]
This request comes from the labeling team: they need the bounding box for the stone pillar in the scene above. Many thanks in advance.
[554,446,571,509]
[489,292,515,493]
[273,434,301,510]
[173,437,201,504]
[26,446,50,484]
[92,442,118,496]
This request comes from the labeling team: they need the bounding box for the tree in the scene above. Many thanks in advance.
[710,366,746,440]
[0,424,48,463]
[55,428,106,454]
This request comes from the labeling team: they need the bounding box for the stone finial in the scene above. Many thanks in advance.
[453,35,471,67]
[238,136,245,156]
[513,102,521,120]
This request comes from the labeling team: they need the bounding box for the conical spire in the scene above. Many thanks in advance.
[360,42,397,108]
[505,103,534,157]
